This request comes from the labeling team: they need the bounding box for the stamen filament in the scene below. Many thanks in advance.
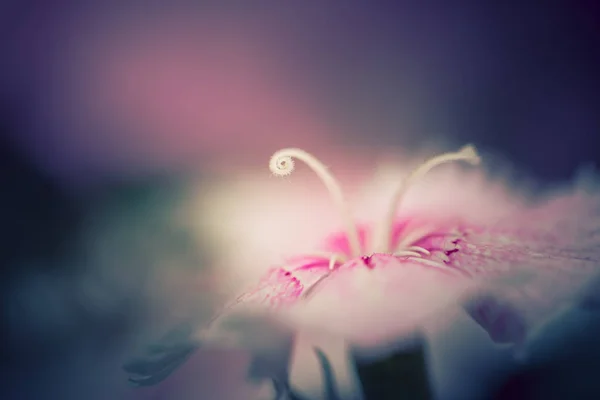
[394,250,423,258]
[270,148,361,257]
[301,254,345,299]
[394,224,438,253]
[286,252,347,266]
[407,246,431,255]
[302,273,330,299]
[432,251,450,262]
[374,145,481,253]
[328,254,344,270]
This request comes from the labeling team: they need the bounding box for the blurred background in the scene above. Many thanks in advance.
[1,1,599,399]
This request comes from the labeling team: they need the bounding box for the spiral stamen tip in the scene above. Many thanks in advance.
[269,153,295,177]
[459,144,481,165]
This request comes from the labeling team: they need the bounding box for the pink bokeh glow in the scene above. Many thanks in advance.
[8,6,358,182]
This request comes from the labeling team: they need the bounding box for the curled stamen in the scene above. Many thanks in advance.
[407,246,431,256]
[286,252,347,266]
[328,253,344,270]
[394,250,423,258]
[270,148,361,257]
[301,254,346,299]
[394,224,438,253]
[432,251,450,262]
[374,145,481,253]
[302,273,331,299]
[269,154,295,177]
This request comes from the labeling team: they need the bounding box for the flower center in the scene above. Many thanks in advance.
[361,254,374,267]
[269,145,481,297]
[269,145,480,256]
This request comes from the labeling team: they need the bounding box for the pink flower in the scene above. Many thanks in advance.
[126,145,600,397]
[215,145,600,351]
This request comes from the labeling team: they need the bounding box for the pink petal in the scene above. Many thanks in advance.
[283,255,474,347]
[215,165,600,356]
[457,191,600,344]
[464,294,527,344]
